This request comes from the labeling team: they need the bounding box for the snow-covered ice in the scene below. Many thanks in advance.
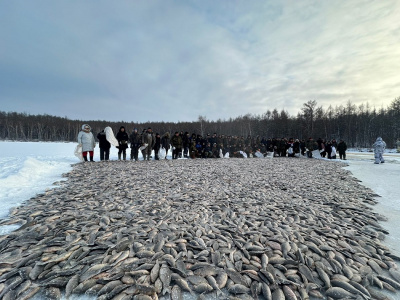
[0,141,399,299]
[344,152,400,256]
[0,142,76,230]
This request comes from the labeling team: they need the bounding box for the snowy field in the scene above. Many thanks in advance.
[0,141,399,300]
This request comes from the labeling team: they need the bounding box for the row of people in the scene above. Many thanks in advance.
[87,125,349,162]
[79,124,387,165]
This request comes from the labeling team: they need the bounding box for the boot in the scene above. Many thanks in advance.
[143,154,146,160]
[118,153,121,160]
[123,152,126,160]
[90,156,94,162]
[83,155,88,162]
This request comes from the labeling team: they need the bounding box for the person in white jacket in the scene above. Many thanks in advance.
[77,124,96,162]
[372,137,386,164]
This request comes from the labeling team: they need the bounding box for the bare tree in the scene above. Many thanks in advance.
[301,100,317,137]
[1,96,399,148]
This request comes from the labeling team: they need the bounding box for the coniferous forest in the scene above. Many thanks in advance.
[1,98,399,148]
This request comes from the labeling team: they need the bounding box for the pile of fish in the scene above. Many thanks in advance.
[0,158,399,300]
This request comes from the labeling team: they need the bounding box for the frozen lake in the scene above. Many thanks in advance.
[0,141,399,299]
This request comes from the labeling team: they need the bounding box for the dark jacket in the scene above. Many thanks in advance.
[153,135,161,152]
[306,139,317,151]
[129,131,141,148]
[116,127,129,150]
[171,134,183,149]
[337,141,347,153]
[293,141,300,153]
[97,130,111,149]
[161,133,171,150]
[183,133,190,148]
[142,131,155,149]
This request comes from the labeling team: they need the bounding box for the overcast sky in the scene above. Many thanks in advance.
[1,1,399,123]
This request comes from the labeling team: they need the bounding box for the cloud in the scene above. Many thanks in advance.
[0,1,399,123]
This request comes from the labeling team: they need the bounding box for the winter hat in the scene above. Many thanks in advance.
[82,124,91,131]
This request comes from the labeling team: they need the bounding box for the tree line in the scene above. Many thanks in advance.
[1,97,399,148]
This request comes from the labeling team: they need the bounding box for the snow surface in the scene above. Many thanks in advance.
[0,141,399,299]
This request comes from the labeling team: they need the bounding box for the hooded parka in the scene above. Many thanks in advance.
[77,124,96,152]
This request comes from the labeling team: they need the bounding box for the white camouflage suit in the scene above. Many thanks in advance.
[372,137,386,164]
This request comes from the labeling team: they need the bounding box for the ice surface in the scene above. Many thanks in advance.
[0,142,399,299]
[344,152,400,256]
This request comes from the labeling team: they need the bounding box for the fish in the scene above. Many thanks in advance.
[192,282,214,294]
[271,287,285,300]
[325,287,355,299]
[159,264,172,295]
[228,284,250,295]
[171,284,183,300]
[0,158,399,300]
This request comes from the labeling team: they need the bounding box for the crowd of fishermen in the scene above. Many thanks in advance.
[87,125,348,161]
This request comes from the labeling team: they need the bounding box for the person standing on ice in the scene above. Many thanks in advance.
[305,137,317,158]
[337,140,347,160]
[153,133,161,160]
[171,131,183,159]
[116,126,129,160]
[129,128,141,161]
[77,124,96,162]
[372,137,386,164]
[142,127,155,160]
[97,129,111,161]
[161,132,171,159]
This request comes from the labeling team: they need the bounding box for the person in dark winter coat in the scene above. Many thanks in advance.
[300,139,306,156]
[116,126,129,160]
[317,137,323,151]
[182,132,190,158]
[305,137,317,158]
[142,128,155,161]
[190,140,198,158]
[293,139,300,156]
[325,141,332,159]
[153,133,161,160]
[337,140,347,160]
[171,131,183,159]
[277,138,286,157]
[319,140,326,158]
[203,142,213,158]
[97,129,111,161]
[161,132,171,159]
[129,128,141,161]
[195,139,203,157]
[77,124,96,162]
[178,131,184,158]
[209,133,217,146]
